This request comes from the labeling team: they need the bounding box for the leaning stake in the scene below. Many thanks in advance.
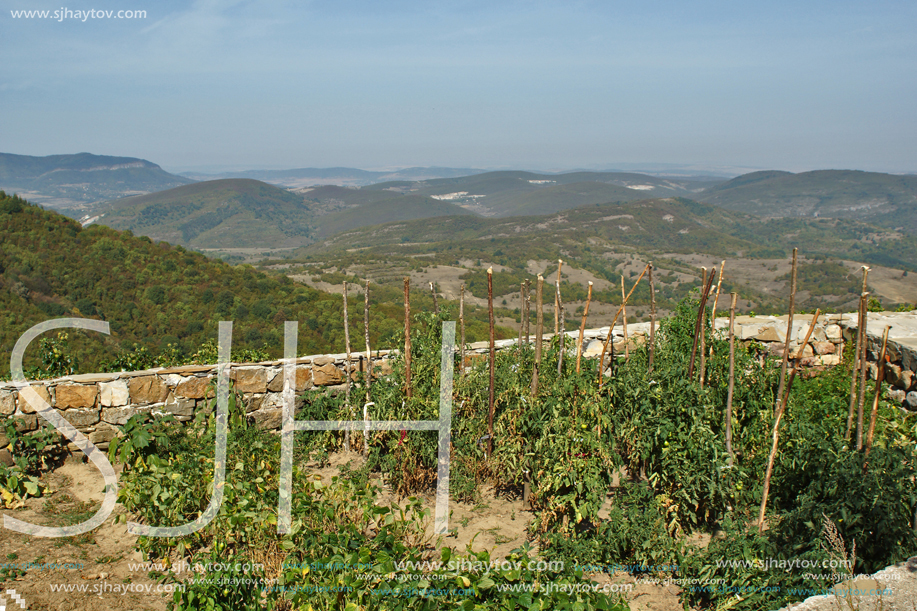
[776,248,798,408]
[576,282,594,373]
[863,325,891,464]
[487,267,496,458]
[404,277,413,399]
[597,264,649,385]
[621,276,629,361]
[343,281,352,452]
[459,284,466,377]
[556,281,565,375]
[530,275,544,396]
[648,263,656,374]
[758,308,821,533]
[363,279,372,456]
[430,282,439,315]
[856,268,872,449]
[687,269,717,379]
[725,292,738,466]
[846,267,869,440]
[554,259,563,335]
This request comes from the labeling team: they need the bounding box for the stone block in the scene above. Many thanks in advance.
[55,384,98,409]
[101,406,151,426]
[378,360,393,376]
[825,324,842,340]
[175,376,215,400]
[99,380,129,407]
[8,415,37,433]
[0,391,16,415]
[885,363,903,387]
[244,394,264,414]
[164,395,195,417]
[813,342,835,355]
[906,391,917,410]
[267,370,283,392]
[250,408,282,430]
[312,356,333,366]
[230,368,268,394]
[312,363,343,386]
[736,324,764,340]
[900,370,914,391]
[582,339,604,357]
[19,385,52,413]
[128,375,169,404]
[755,326,785,343]
[63,408,100,429]
[888,388,906,404]
[817,354,841,366]
[89,424,117,445]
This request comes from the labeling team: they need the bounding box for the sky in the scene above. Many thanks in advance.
[1,0,915,174]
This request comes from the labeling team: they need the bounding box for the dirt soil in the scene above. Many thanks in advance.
[1,450,686,611]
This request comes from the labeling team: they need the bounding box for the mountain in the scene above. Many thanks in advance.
[98,180,477,252]
[99,179,315,249]
[0,152,193,212]
[699,169,917,234]
[180,166,488,188]
[363,170,724,216]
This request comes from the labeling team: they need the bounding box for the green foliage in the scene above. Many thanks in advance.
[867,297,884,312]
[0,420,60,507]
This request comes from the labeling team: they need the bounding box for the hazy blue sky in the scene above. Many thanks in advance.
[2,0,915,173]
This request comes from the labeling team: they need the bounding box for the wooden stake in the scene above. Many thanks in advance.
[556,280,565,375]
[363,280,372,402]
[597,264,650,385]
[576,282,594,373]
[487,267,496,458]
[758,308,820,533]
[700,267,710,389]
[530,275,544,396]
[430,281,439,315]
[687,269,717,379]
[726,292,737,466]
[363,279,372,457]
[846,269,869,440]
[403,277,413,399]
[517,282,525,354]
[343,281,352,452]
[621,276,629,360]
[856,268,871,449]
[711,260,726,320]
[863,326,891,463]
[554,259,563,336]
[776,248,798,408]
[524,280,531,345]
[648,263,656,374]
[459,283,466,377]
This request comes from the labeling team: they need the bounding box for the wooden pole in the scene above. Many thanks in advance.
[726,292,737,466]
[430,281,439,315]
[459,283,466,377]
[856,268,871,450]
[597,264,649,385]
[863,326,891,464]
[687,269,717,379]
[554,259,563,336]
[364,280,372,402]
[556,281,565,375]
[846,269,868,440]
[524,280,531,345]
[576,282,593,373]
[403,277,413,400]
[758,308,820,533]
[776,248,798,409]
[517,282,525,354]
[343,281,352,452]
[711,260,726,320]
[363,279,372,457]
[530,275,544,396]
[700,267,711,389]
[648,263,656,374]
[487,267,496,458]
[621,276,629,360]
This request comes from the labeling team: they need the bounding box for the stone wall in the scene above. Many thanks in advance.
[2,311,915,453]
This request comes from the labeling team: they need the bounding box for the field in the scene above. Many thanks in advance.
[2,297,915,611]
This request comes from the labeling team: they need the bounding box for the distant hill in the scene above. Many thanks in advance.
[100,179,315,249]
[699,169,917,233]
[99,180,479,251]
[0,152,193,211]
[364,170,723,216]
[181,166,488,188]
